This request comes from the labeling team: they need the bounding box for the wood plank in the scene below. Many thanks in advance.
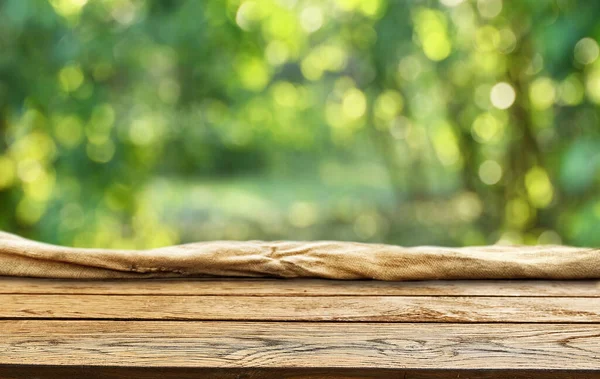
[1,278,599,297]
[2,294,600,322]
[1,366,599,379]
[2,321,600,369]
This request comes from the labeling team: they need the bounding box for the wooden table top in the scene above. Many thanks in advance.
[1,278,600,378]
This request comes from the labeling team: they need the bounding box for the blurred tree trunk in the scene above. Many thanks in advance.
[506,24,547,233]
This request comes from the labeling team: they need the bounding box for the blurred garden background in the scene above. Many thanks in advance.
[1,0,600,248]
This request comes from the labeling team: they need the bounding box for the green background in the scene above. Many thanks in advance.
[1,0,599,248]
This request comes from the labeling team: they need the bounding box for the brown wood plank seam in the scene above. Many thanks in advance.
[2,366,600,379]
[1,278,599,297]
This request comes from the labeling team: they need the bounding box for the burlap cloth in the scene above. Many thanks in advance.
[1,231,598,280]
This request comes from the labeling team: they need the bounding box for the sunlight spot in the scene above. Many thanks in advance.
[558,74,584,106]
[59,64,84,93]
[440,0,464,7]
[525,166,553,208]
[342,88,367,120]
[529,77,556,110]
[478,160,502,185]
[300,6,323,33]
[374,90,403,121]
[471,113,504,143]
[477,0,502,19]
[538,230,562,245]
[0,156,16,189]
[86,140,115,163]
[506,198,532,228]
[574,37,599,65]
[265,40,289,66]
[289,202,318,228]
[454,192,483,222]
[236,1,258,31]
[490,82,515,109]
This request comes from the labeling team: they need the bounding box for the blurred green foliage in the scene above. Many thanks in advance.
[1,0,600,248]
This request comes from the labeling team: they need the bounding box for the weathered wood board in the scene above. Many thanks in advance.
[1,278,599,378]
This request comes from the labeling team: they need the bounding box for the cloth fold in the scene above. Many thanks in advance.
[0,231,598,280]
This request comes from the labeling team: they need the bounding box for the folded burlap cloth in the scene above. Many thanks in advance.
[1,231,598,280]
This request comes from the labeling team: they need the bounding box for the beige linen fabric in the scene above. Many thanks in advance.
[1,231,599,280]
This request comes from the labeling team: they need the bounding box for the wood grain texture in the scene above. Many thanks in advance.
[4,278,600,377]
[1,278,599,297]
[3,294,600,322]
[2,321,600,370]
[2,366,600,379]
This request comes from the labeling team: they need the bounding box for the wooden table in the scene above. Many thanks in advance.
[1,278,600,378]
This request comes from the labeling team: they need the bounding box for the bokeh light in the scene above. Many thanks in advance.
[1,0,599,249]
[478,160,502,185]
[574,37,599,65]
[490,82,516,109]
